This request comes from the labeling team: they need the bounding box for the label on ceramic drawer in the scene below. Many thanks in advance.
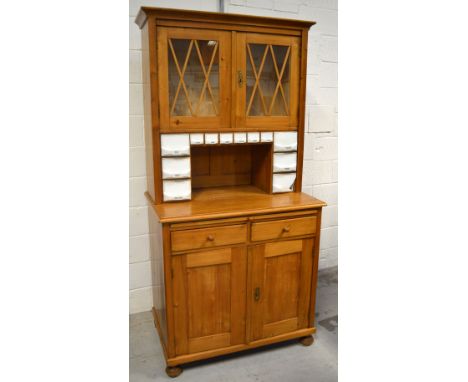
[247,132,260,143]
[205,133,219,144]
[272,173,296,193]
[190,133,204,145]
[220,133,233,144]
[163,179,191,201]
[234,132,247,143]
[162,157,191,179]
[261,132,273,142]
[273,152,297,173]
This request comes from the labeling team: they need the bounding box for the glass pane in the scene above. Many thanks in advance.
[168,39,219,117]
[246,43,290,117]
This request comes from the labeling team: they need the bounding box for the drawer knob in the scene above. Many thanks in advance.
[207,235,215,241]
[282,226,290,233]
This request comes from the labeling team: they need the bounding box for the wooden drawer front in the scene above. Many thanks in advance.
[251,216,316,242]
[171,224,247,252]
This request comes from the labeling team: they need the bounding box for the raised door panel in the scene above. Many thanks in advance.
[249,239,314,341]
[157,27,231,131]
[236,33,301,130]
[172,247,247,355]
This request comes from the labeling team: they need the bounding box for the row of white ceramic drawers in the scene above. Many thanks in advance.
[162,172,296,201]
[160,132,298,156]
[161,153,296,181]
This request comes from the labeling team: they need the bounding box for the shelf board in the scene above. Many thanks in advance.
[150,185,326,223]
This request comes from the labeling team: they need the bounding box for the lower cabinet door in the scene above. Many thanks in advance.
[171,247,247,355]
[249,238,314,341]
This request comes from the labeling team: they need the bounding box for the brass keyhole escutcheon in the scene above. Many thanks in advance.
[254,287,260,301]
[237,70,244,88]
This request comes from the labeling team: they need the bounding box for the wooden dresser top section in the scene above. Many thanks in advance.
[135,7,316,31]
[147,185,326,224]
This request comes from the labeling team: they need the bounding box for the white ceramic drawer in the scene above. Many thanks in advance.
[261,132,273,142]
[163,179,191,201]
[273,152,297,173]
[248,132,260,143]
[161,134,190,156]
[220,133,233,144]
[205,133,218,144]
[272,173,296,193]
[274,132,297,152]
[162,157,191,179]
[234,132,247,143]
[190,133,204,145]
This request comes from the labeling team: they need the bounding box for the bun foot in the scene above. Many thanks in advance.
[165,366,183,378]
[300,335,314,346]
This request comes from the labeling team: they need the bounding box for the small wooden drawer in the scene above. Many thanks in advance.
[251,216,317,242]
[171,224,247,252]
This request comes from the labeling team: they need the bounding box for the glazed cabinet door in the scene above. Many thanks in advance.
[249,239,314,341]
[157,27,231,131]
[171,247,247,355]
[236,33,301,130]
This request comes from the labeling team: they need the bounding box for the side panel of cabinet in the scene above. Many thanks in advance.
[249,238,314,341]
[236,33,301,130]
[157,27,232,131]
[171,247,247,356]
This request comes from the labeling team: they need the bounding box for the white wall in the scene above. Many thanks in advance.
[129,0,338,314]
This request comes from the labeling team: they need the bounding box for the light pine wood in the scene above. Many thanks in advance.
[251,215,317,242]
[154,19,305,36]
[171,247,247,356]
[191,145,253,189]
[136,7,315,31]
[137,8,326,374]
[263,318,298,338]
[249,238,314,341]
[166,327,315,367]
[189,333,231,354]
[185,248,231,268]
[236,33,301,129]
[153,186,325,224]
[170,224,247,252]
[157,27,232,130]
[295,27,310,192]
[264,239,303,257]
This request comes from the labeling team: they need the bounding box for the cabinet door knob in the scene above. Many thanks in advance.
[282,226,290,233]
[207,235,215,241]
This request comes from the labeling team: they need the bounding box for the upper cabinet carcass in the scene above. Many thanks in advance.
[235,33,300,130]
[157,27,232,131]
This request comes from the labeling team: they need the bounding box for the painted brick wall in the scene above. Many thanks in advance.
[129,0,338,314]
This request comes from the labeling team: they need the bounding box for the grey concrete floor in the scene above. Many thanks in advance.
[130,266,337,381]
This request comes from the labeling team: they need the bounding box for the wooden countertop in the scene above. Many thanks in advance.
[146,185,326,224]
